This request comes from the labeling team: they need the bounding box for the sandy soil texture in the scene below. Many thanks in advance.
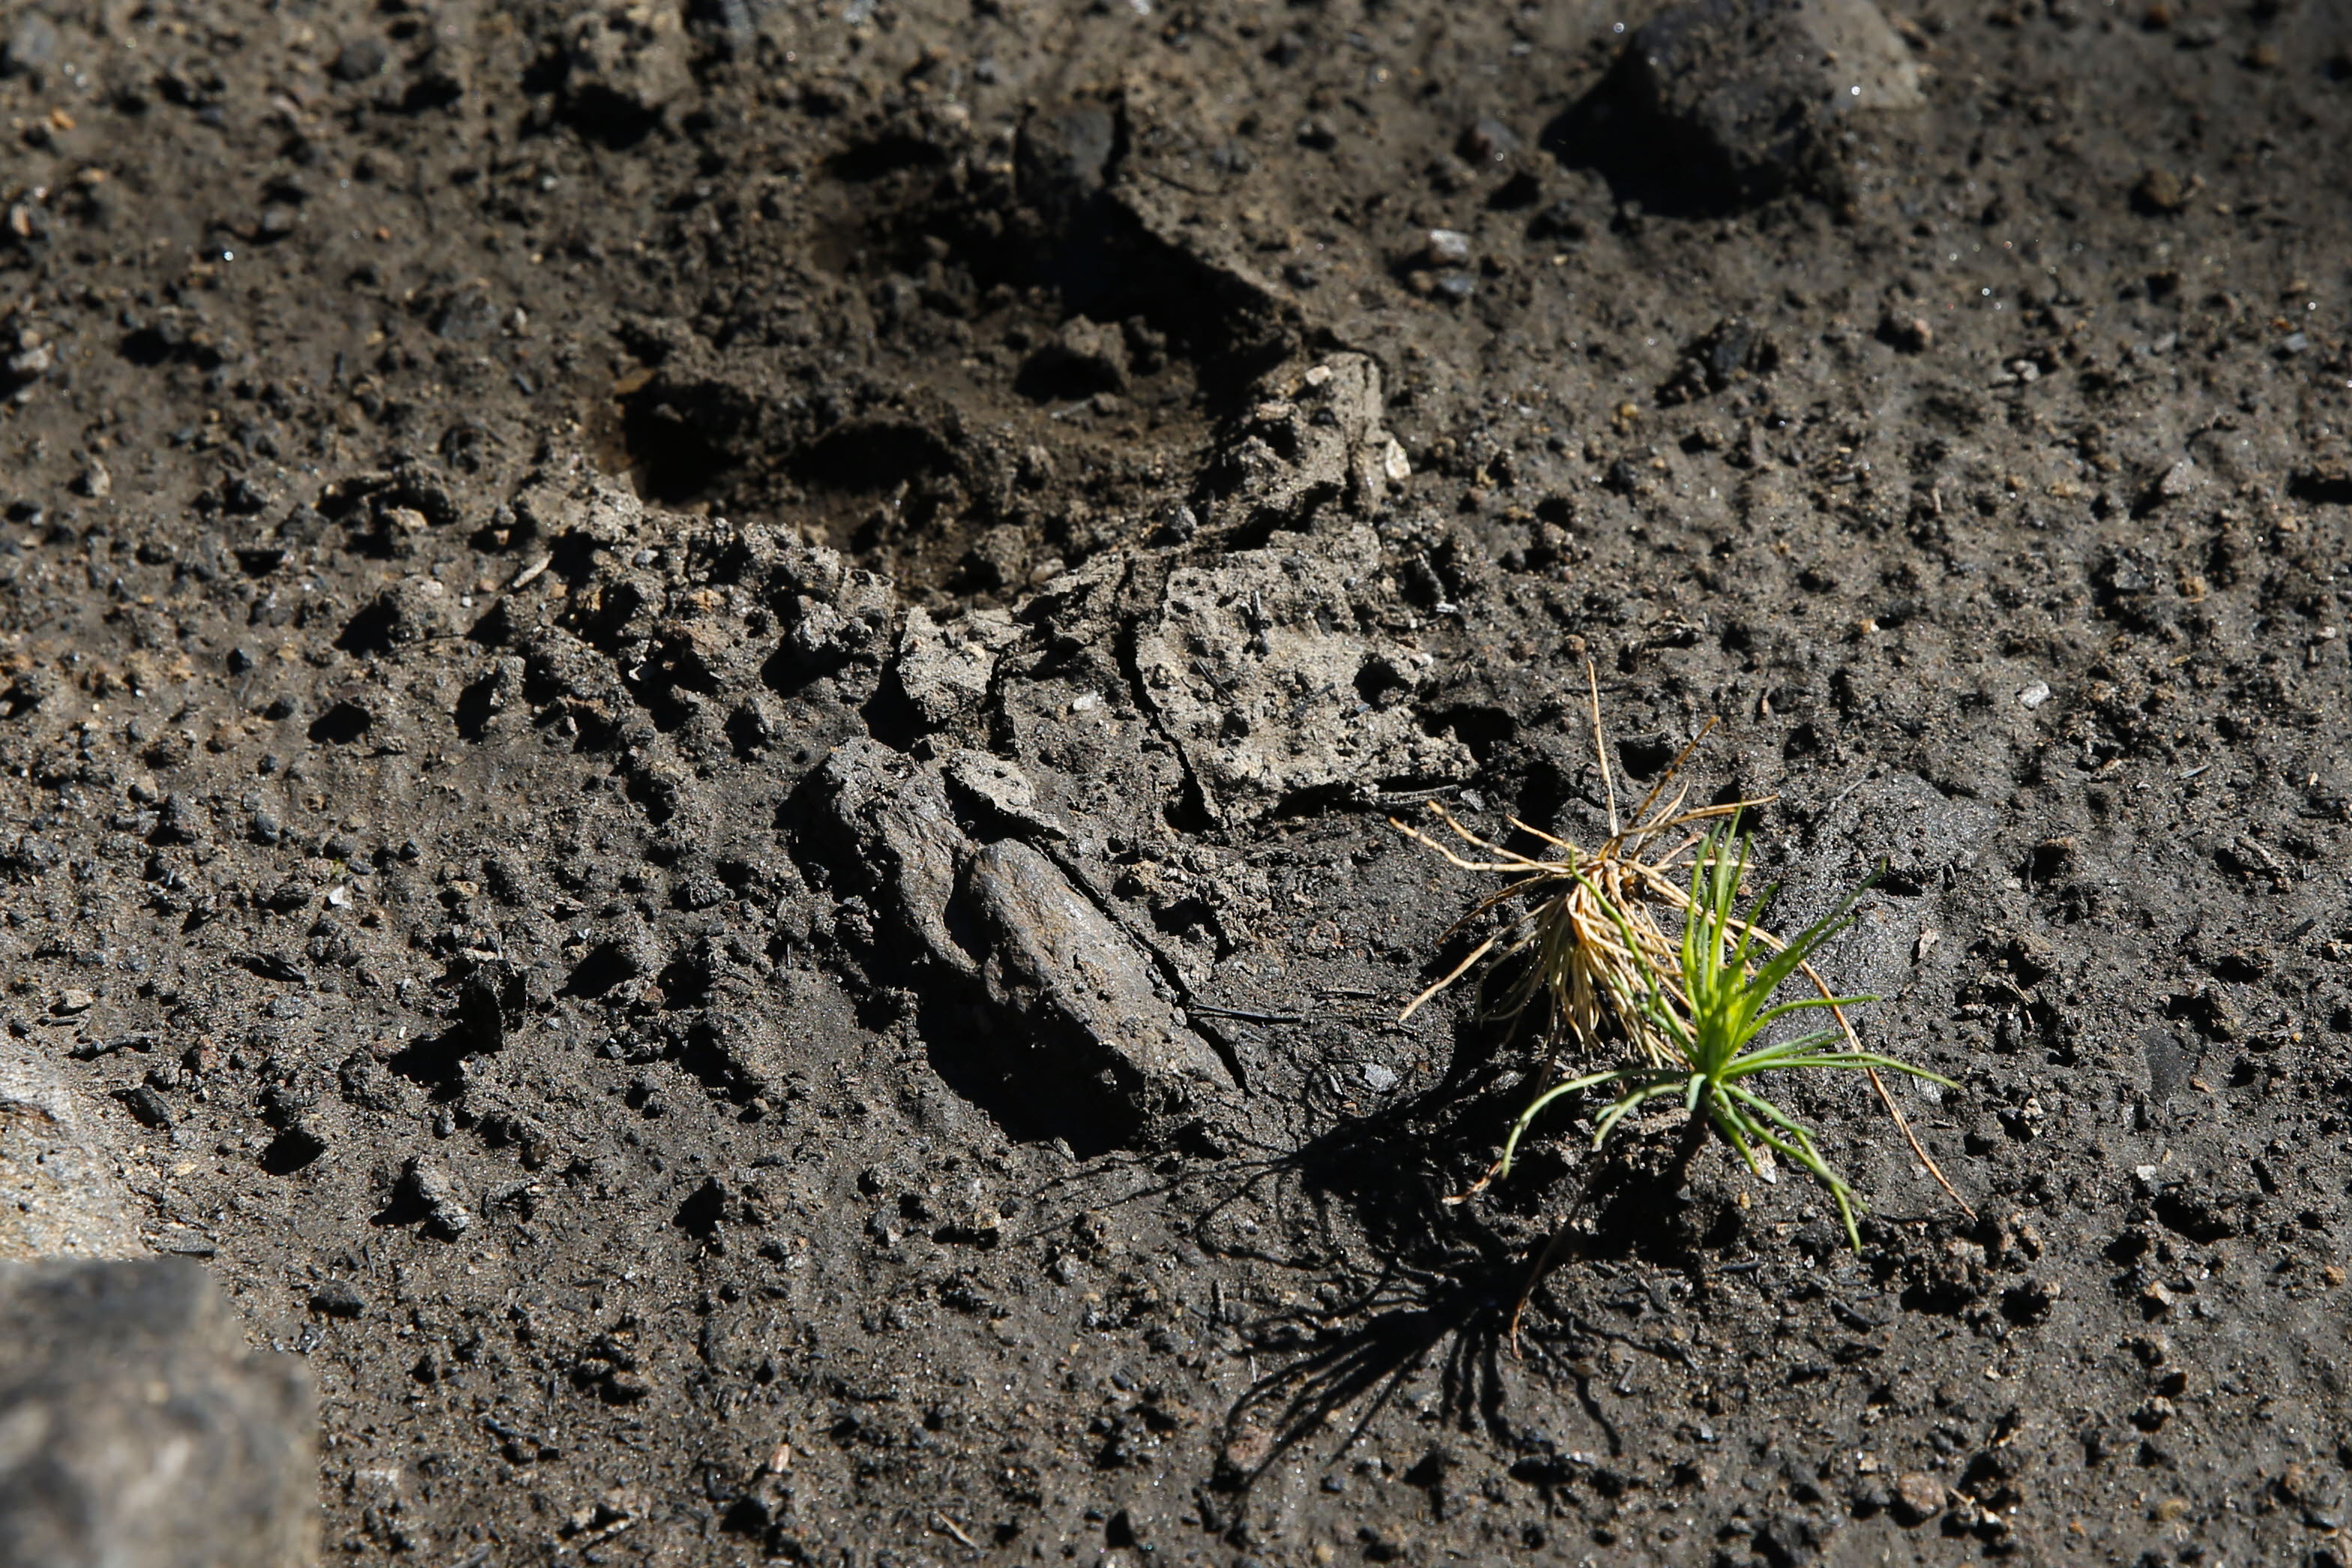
[3,0,2351,1561]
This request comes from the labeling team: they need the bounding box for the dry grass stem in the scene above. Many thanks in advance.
[1393,666,1970,1218]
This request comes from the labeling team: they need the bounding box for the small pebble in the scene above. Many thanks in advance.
[1423,228,1472,268]
[331,37,388,81]
[1878,312,1933,353]
[1893,1472,1944,1523]
[2132,166,2189,215]
[307,1280,365,1318]
[2016,681,2052,710]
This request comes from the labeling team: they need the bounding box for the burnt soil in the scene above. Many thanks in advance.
[5,0,2352,1563]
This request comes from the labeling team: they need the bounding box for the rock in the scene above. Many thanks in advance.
[330,35,388,81]
[1133,523,1473,823]
[336,578,457,654]
[402,1157,475,1240]
[1018,317,1129,399]
[942,748,1065,839]
[306,1279,364,1318]
[1877,310,1934,353]
[799,741,1237,1143]
[563,1,693,131]
[1421,228,1472,268]
[1891,1471,1944,1525]
[2137,456,2201,512]
[805,739,973,976]
[1,10,60,78]
[0,1043,147,1262]
[1456,117,1520,164]
[894,606,1020,730]
[1564,0,1924,209]
[0,1258,316,1568]
[1207,353,1411,532]
[2140,1025,2204,1104]
[959,839,1232,1120]
[2131,166,2191,215]
[1659,316,1780,402]
[1016,100,1118,227]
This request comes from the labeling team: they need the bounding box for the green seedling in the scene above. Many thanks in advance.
[1394,670,1965,1217]
[1497,816,1956,1249]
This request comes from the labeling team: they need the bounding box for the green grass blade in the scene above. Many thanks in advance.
[1758,1054,1959,1088]
[1499,1068,1641,1177]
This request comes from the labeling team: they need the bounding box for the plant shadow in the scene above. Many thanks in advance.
[1172,1033,1749,1533]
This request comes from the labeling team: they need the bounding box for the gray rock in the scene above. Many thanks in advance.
[1019,317,1129,398]
[1,11,59,78]
[1136,353,1453,825]
[1575,0,1923,208]
[0,1258,316,1568]
[894,606,1019,730]
[1210,353,1410,528]
[1016,101,1118,227]
[1421,228,1473,268]
[1134,521,1472,823]
[563,1,693,128]
[807,740,974,977]
[801,742,1236,1139]
[942,748,1066,840]
[402,1156,475,1240]
[329,35,387,82]
[960,839,1231,1117]
[0,1045,146,1263]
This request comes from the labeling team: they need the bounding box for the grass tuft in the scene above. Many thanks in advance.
[1496,815,1955,1249]
[1392,668,1969,1243]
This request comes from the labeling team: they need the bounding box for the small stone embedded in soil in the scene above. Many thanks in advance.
[1457,116,1520,164]
[1016,100,1118,223]
[1,1044,148,1261]
[1422,228,1472,268]
[331,36,388,80]
[404,1156,477,1240]
[1878,310,1934,352]
[1020,317,1130,398]
[562,0,694,129]
[1136,522,1473,821]
[3,10,61,76]
[1570,0,1925,208]
[895,606,1019,730]
[802,741,1232,1142]
[2017,681,2052,710]
[307,1279,364,1317]
[2143,456,2200,507]
[2132,166,2191,215]
[1891,1473,1944,1524]
[959,837,1234,1115]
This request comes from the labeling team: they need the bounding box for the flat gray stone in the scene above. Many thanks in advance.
[0,1046,145,1263]
[960,838,1231,1115]
[1135,525,1471,823]
[0,1258,317,1568]
[801,743,1237,1141]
